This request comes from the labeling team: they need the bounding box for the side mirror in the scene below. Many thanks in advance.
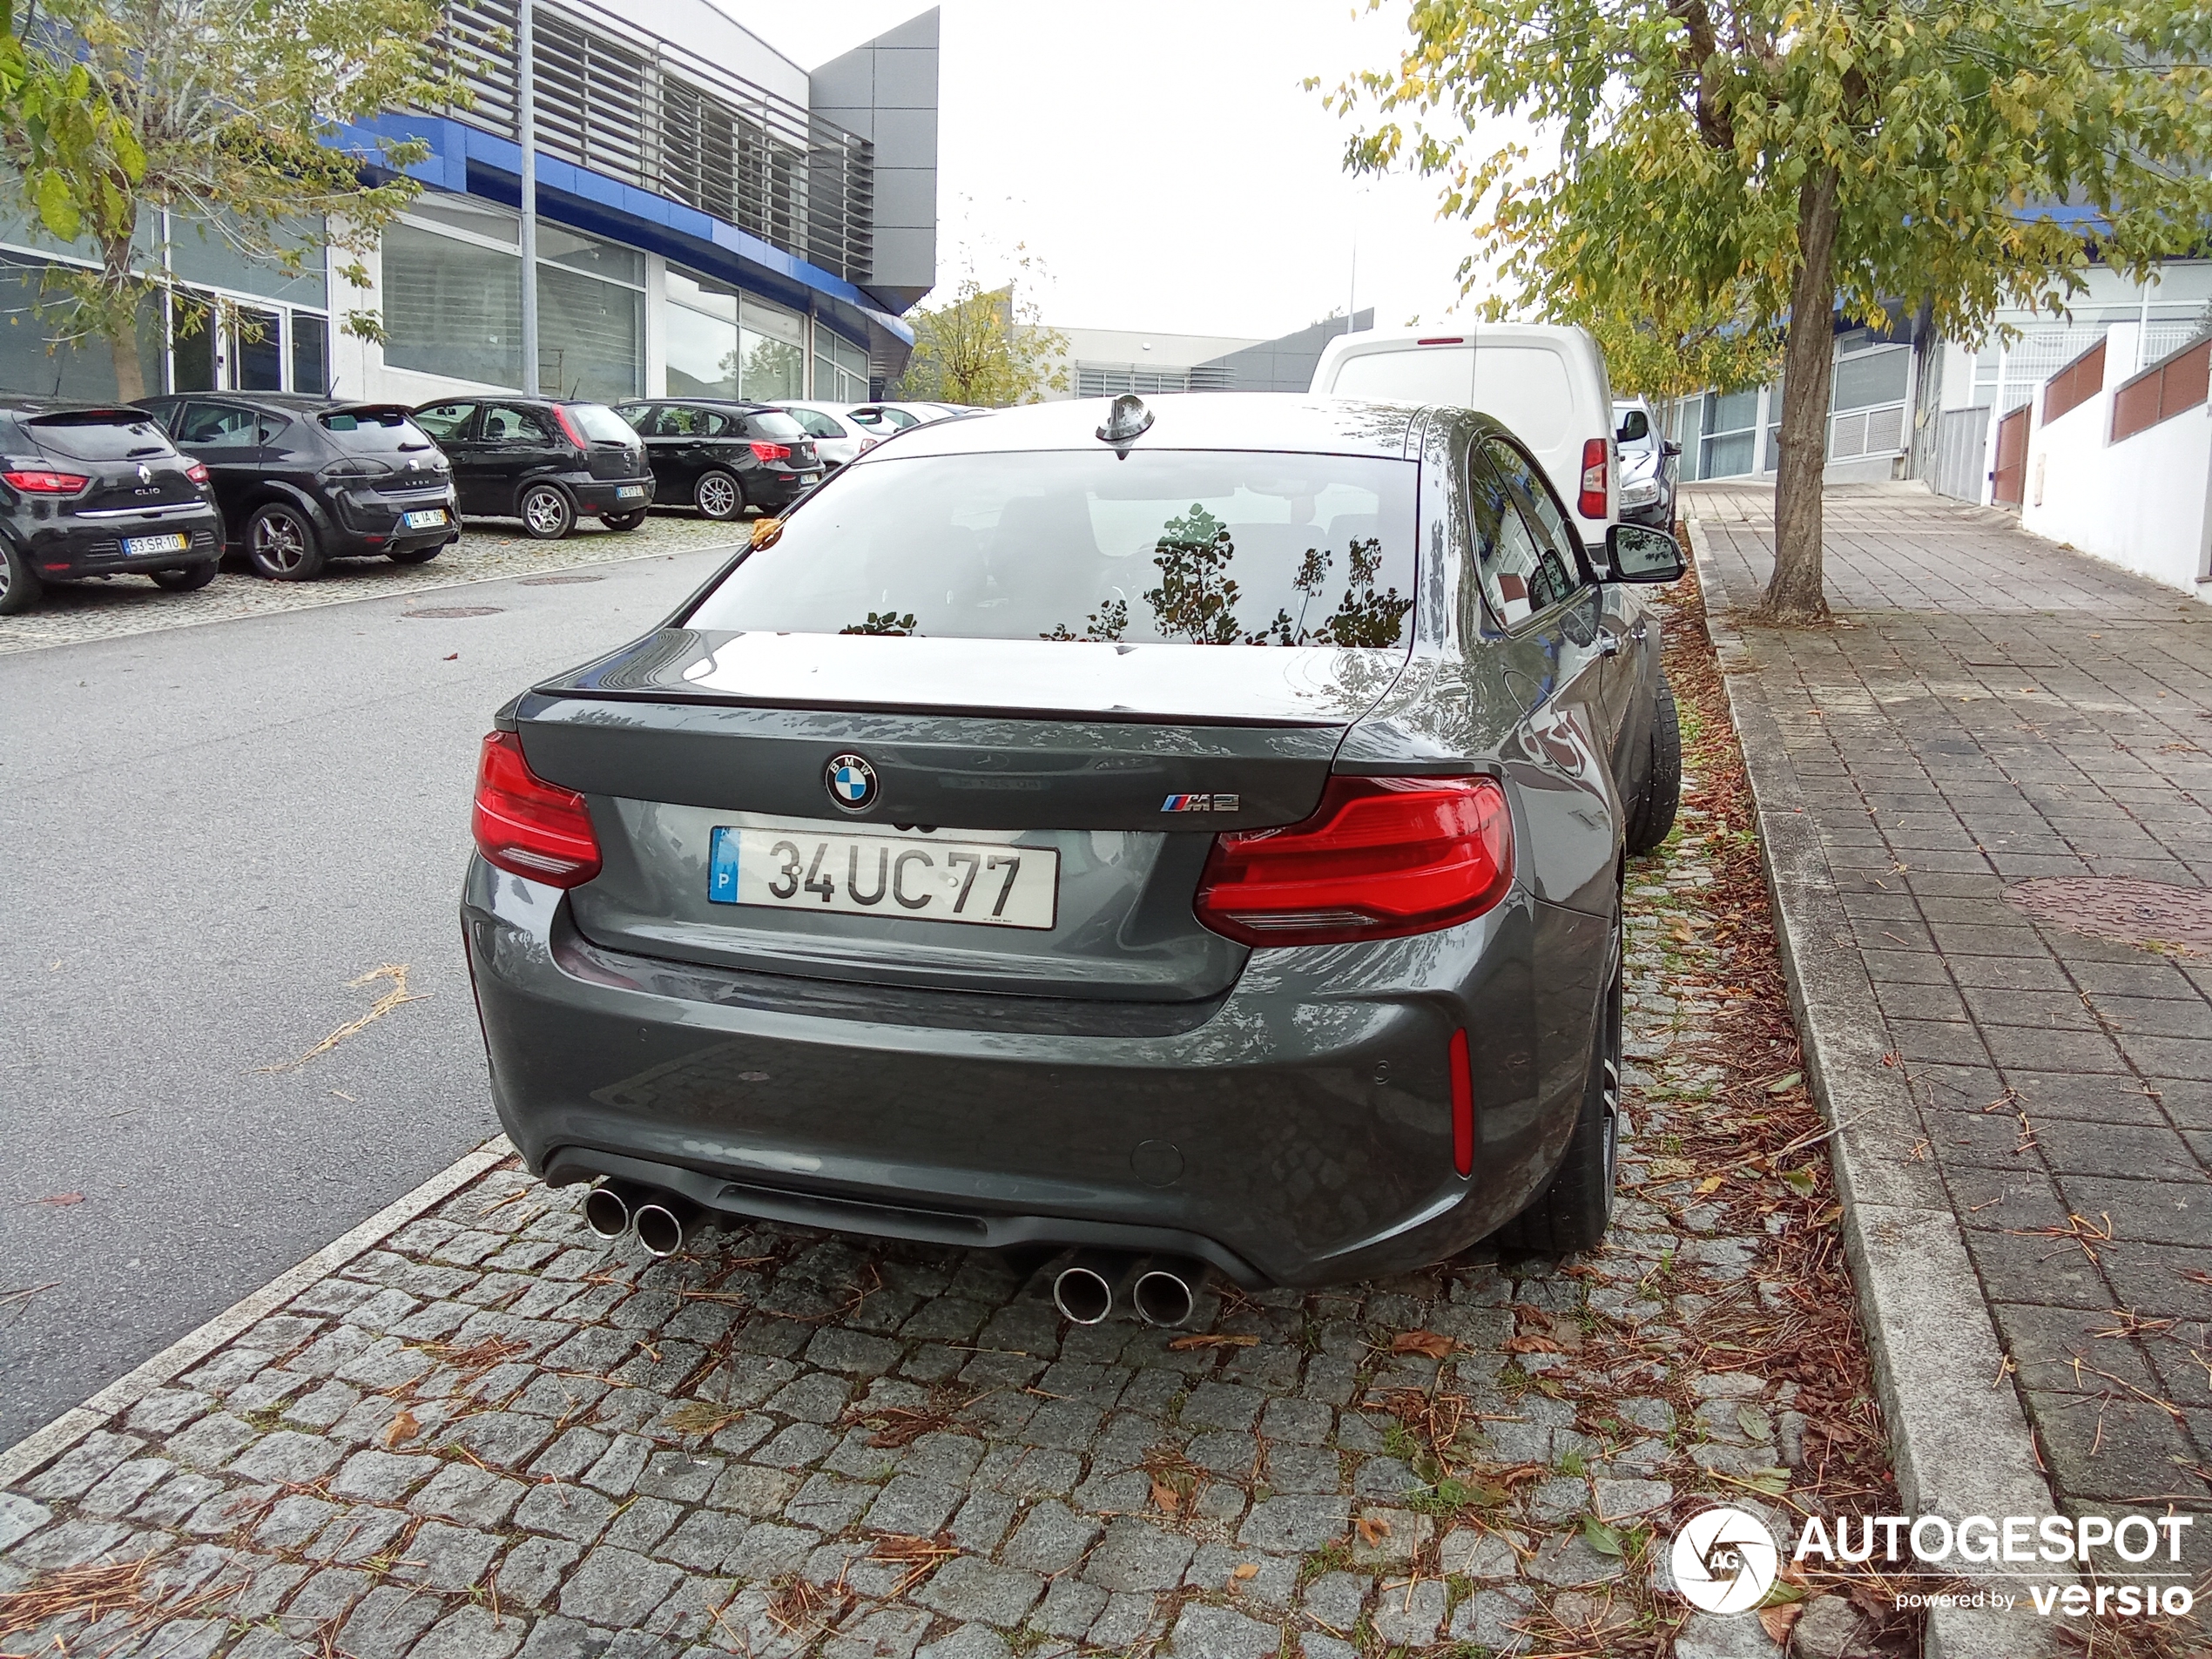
[1661,439,1682,458]
[1606,523,1685,583]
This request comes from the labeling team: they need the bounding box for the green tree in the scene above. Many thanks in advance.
[896,253,1068,407]
[1325,1,2212,621]
[2,0,458,400]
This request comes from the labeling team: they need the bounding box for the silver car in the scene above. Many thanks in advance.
[462,394,1685,1318]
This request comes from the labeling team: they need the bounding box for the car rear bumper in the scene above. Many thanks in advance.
[17,511,223,577]
[462,855,1604,1287]
[572,476,657,515]
[745,469,825,509]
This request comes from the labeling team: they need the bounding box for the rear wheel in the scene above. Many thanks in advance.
[693,469,743,521]
[1494,907,1622,1257]
[519,483,574,541]
[601,509,647,531]
[152,562,217,592]
[0,541,43,614]
[1624,679,1682,855]
[246,504,324,581]
[387,546,442,565]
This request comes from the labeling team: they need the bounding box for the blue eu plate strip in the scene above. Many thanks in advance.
[708,826,739,903]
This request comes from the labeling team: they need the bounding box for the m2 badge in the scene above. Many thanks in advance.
[1162,793,1239,813]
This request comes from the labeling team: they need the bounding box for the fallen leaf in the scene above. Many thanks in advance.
[36,1193,84,1207]
[442,652,459,661]
[1693,1174,1725,1196]
[1738,1466,1792,1496]
[1149,1478,1181,1514]
[1737,1404,1774,1440]
[1355,1514,1393,1546]
[663,1400,743,1438]
[1390,1331,1453,1360]
[1581,1517,1624,1557]
[1781,1166,1817,1197]
[1167,1333,1258,1351]
[1765,1070,1803,1095]
[1504,1334,1562,1355]
[382,1409,421,1447]
[1758,1599,1806,1644]
[1231,1562,1258,1581]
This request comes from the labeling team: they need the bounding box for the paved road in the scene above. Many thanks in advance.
[0,547,732,1447]
[1693,482,2212,1522]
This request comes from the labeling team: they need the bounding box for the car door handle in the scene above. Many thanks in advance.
[1596,629,1622,658]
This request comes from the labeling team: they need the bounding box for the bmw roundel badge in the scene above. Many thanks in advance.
[826,752,877,811]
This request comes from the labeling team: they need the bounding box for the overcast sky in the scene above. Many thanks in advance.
[717,0,1518,341]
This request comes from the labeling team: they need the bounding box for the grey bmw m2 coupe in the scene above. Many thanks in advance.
[462,393,1686,1318]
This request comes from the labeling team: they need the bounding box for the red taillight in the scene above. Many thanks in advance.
[185,461,209,484]
[471,732,602,887]
[551,404,587,448]
[750,440,792,462]
[1579,437,1608,520]
[1449,1028,1474,1177]
[1194,776,1514,947]
[3,469,90,494]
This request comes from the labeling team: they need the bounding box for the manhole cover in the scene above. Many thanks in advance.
[403,605,503,619]
[2005,878,2212,948]
[518,572,604,586]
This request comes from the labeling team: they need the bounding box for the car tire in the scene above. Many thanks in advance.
[245,503,325,581]
[1623,678,1682,855]
[519,483,575,541]
[693,469,744,522]
[152,562,217,592]
[0,540,43,614]
[601,509,647,531]
[1494,906,1622,1258]
[387,546,442,565]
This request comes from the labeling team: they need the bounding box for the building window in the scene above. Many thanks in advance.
[384,219,522,388]
[739,293,802,400]
[1699,387,1761,479]
[814,327,869,402]
[666,267,738,398]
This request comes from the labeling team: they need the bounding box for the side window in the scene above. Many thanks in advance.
[177,401,258,448]
[617,404,655,434]
[1484,438,1582,575]
[414,402,476,442]
[1467,440,1577,630]
[482,404,554,442]
[691,409,734,437]
[790,408,842,439]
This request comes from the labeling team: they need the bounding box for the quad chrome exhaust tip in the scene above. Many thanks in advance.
[1128,1256,1207,1329]
[583,1178,647,1241]
[1051,1252,1119,1325]
[632,1194,698,1259]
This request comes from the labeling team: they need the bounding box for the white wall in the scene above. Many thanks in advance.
[2022,321,2212,597]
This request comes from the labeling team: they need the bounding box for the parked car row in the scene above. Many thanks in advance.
[0,390,972,614]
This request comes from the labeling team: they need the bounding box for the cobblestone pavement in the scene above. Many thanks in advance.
[0,510,748,657]
[0,587,1909,1659]
[1690,483,2212,1549]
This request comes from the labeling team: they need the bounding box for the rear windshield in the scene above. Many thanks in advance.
[320,408,435,450]
[685,450,1420,648]
[747,411,807,441]
[567,403,635,445]
[1614,407,1656,451]
[24,412,173,461]
[785,408,846,439]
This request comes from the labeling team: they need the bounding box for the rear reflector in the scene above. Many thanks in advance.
[1449,1028,1474,1176]
[472,731,603,887]
[1579,438,1608,520]
[4,469,90,494]
[1194,775,1514,947]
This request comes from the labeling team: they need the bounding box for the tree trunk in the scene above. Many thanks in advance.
[101,235,147,403]
[1763,163,1840,624]
[108,325,145,403]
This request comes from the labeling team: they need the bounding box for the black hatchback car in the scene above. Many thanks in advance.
[613,400,822,520]
[462,394,1689,1299]
[0,399,220,614]
[413,397,654,540]
[137,393,460,581]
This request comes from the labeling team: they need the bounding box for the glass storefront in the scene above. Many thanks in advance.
[815,327,869,402]
[666,263,806,401]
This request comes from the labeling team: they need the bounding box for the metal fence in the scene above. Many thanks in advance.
[426,0,873,285]
[1932,406,1991,502]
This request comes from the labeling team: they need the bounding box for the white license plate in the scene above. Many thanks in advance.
[708,825,1059,930]
[616,484,646,500]
[402,509,448,529]
[125,532,191,556]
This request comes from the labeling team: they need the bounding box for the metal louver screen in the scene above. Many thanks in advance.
[425,0,873,283]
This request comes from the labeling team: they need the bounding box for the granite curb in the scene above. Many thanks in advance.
[1685,511,2072,1659]
[0,1138,511,1492]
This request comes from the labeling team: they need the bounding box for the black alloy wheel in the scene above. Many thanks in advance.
[152,563,217,592]
[1624,678,1683,855]
[519,483,575,541]
[1494,901,1623,1257]
[692,469,744,522]
[602,509,647,531]
[0,540,41,614]
[246,504,325,581]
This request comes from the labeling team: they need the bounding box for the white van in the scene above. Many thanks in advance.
[1309,324,1617,550]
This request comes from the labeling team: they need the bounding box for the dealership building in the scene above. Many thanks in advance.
[0,0,937,407]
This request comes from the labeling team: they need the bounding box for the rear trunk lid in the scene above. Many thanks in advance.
[566,401,650,482]
[25,410,199,514]
[517,630,1405,1001]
